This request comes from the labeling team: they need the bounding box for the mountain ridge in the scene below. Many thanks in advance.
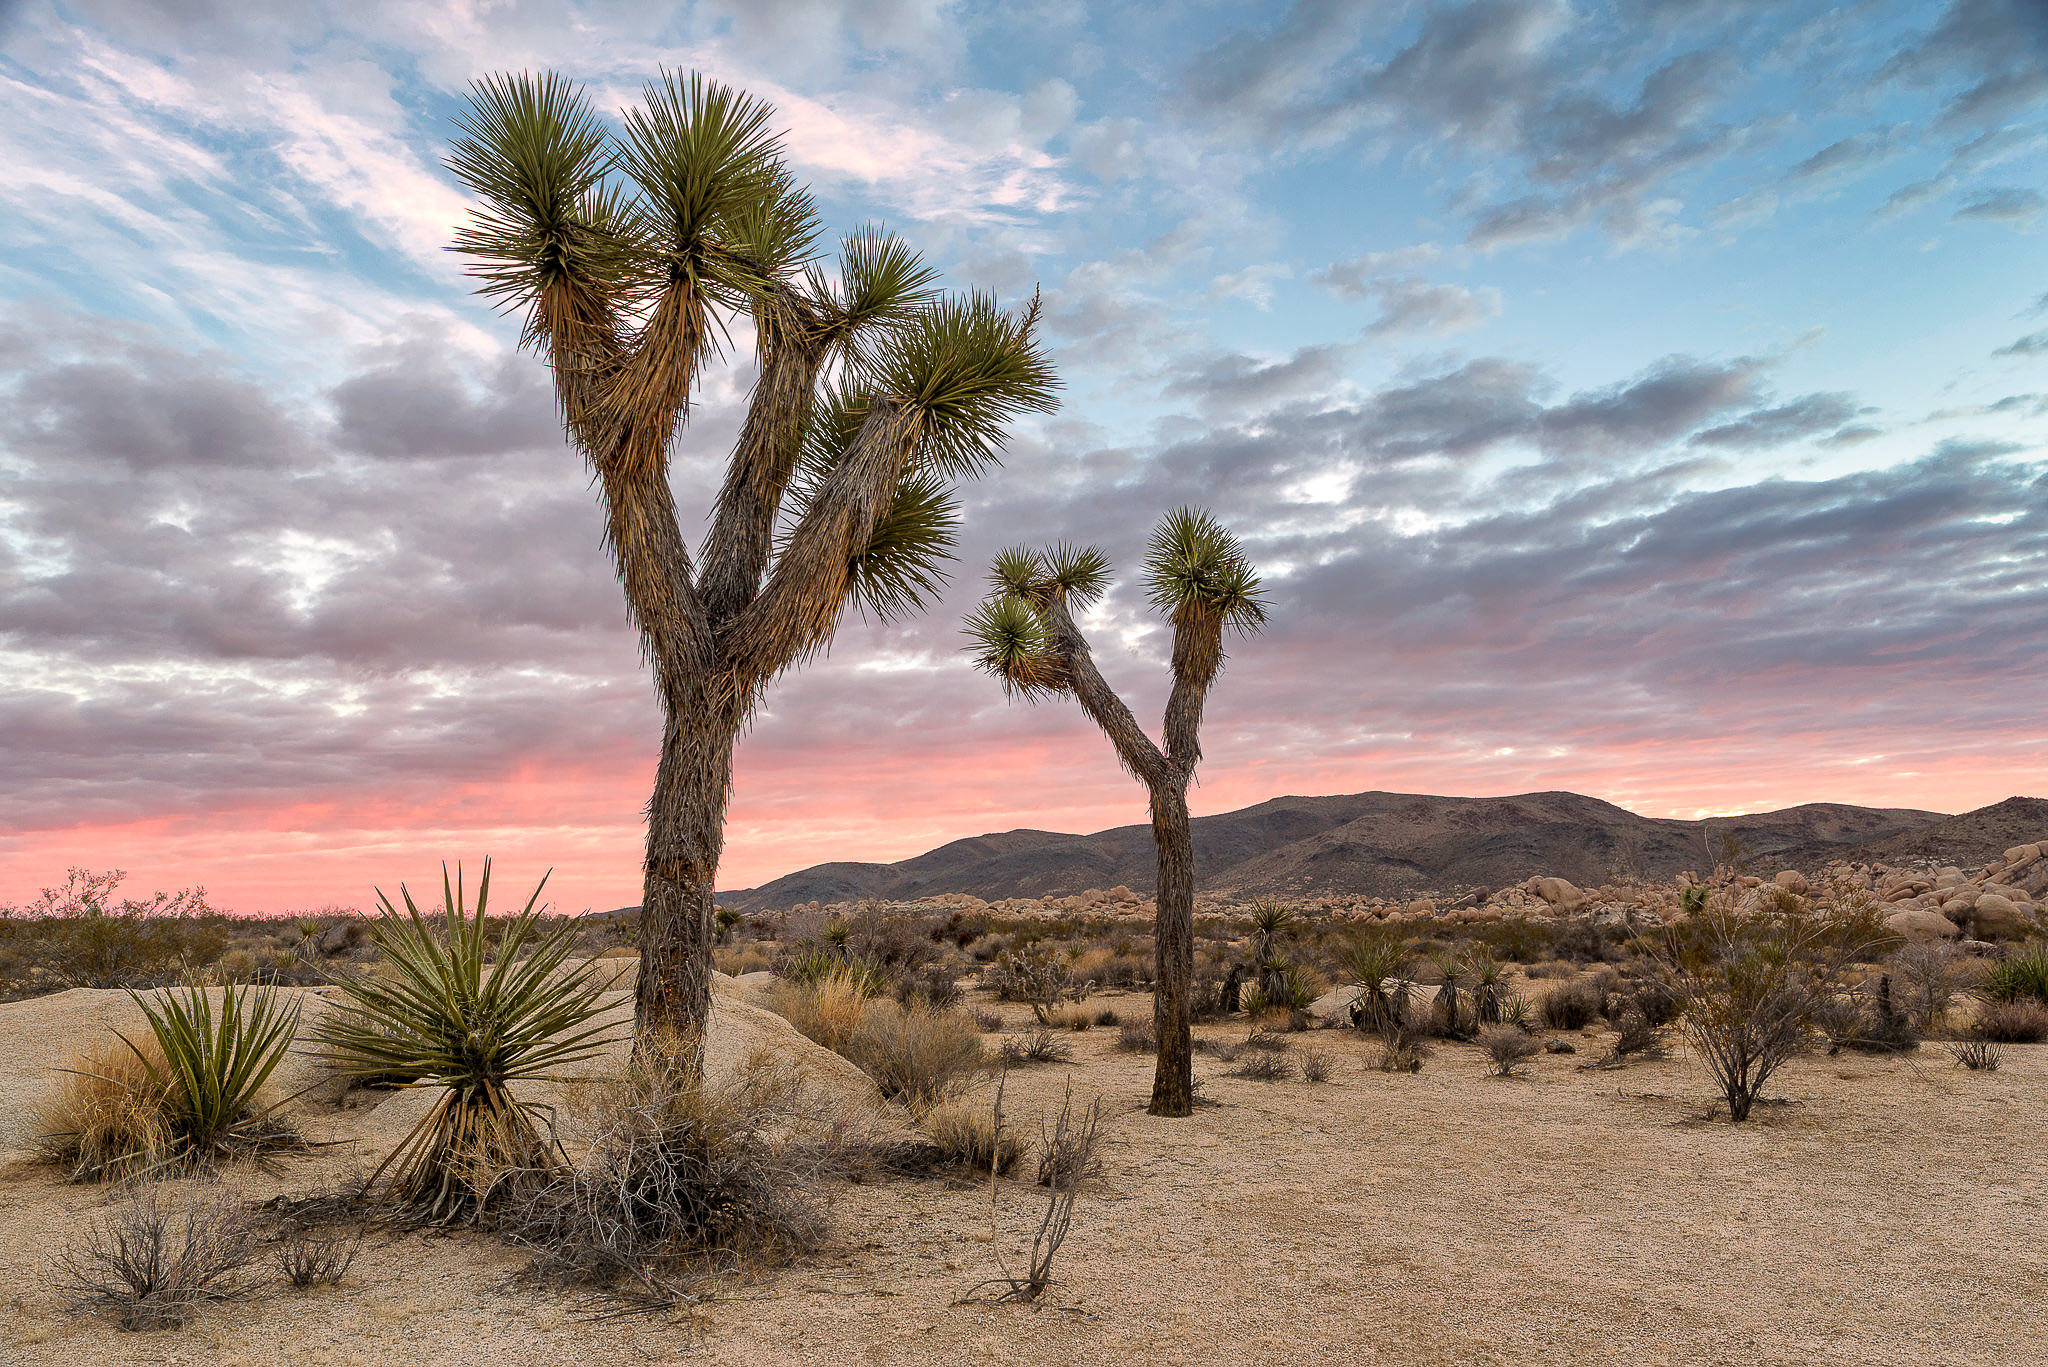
[709,788,2040,913]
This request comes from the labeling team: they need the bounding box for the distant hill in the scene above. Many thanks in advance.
[711,788,2017,912]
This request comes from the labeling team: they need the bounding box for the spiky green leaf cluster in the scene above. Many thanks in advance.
[311,862,620,1094]
[1142,507,1268,635]
[857,290,1059,478]
[120,980,303,1174]
[848,468,960,622]
[448,72,628,312]
[964,593,1061,699]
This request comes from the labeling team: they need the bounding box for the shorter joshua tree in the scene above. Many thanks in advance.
[965,509,1265,1116]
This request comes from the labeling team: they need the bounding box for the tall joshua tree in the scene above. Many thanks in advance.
[965,511,1266,1115]
[448,72,1056,1060]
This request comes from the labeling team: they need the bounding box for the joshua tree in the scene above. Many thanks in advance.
[964,510,1266,1115]
[447,73,1056,1059]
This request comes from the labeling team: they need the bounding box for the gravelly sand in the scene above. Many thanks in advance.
[3,986,2043,1367]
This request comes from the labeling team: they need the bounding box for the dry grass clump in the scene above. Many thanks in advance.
[1973,998,2048,1043]
[49,1184,263,1330]
[275,1224,363,1290]
[1478,1024,1540,1078]
[847,997,987,1111]
[506,1044,840,1307]
[770,968,988,1110]
[998,1028,1074,1067]
[34,1034,175,1183]
[1299,1048,1332,1083]
[1230,1051,1293,1082]
[919,1097,1022,1175]
[1948,1037,2003,1071]
[1114,1018,1156,1053]
[970,1006,1004,1032]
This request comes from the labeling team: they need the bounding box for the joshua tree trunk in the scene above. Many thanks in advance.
[1149,782,1196,1116]
[635,702,739,1045]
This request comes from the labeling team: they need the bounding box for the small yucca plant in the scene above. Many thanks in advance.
[41,981,304,1181]
[132,980,304,1171]
[1982,943,2048,1005]
[311,861,622,1222]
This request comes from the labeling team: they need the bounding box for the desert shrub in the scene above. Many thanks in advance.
[1948,1038,2002,1071]
[311,862,620,1222]
[1093,1007,1120,1027]
[1523,959,1576,980]
[1470,915,1551,963]
[1073,946,1150,990]
[1540,981,1603,1031]
[1336,927,1409,1032]
[1374,1024,1430,1074]
[1974,999,2048,1043]
[768,967,877,1053]
[505,1046,836,1307]
[50,1184,262,1330]
[1981,944,2048,1006]
[1114,1019,1155,1053]
[1478,1024,1540,1078]
[1889,941,1977,1031]
[1242,1027,1290,1053]
[1607,976,1680,1029]
[1651,892,1882,1121]
[847,998,987,1112]
[998,1029,1074,1067]
[276,1224,363,1290]
[1553,920,1629,965]
[1299,1048,1332,1083]
[1824,973,1920,1054]
[893,963,963,1010]
[920,1097,1022,1174]
[1584,1006,1669,1070]
[3,870,229,993]
[1230,1051,1293,1082]
[967,1080,1099,1305]
[985,947,1092,1024]
[1034,1099,1106,1188]
[970,1006,1004,1033]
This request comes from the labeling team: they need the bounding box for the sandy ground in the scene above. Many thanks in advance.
[2,983,2044,1367]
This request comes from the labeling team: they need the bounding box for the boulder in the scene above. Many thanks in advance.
[1969,893,2032,940]
[1885,907,1960,943]
[2003,843,2042,870]
[1773,870,1812,896]
[1524,876,1590,914]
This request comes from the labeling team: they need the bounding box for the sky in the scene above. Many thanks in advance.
[1,0,2044,915]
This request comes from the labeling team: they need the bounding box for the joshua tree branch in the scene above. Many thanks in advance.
[698,286,833,623]
[1043,596,1172,792]
[724,398,920,691]
[1162,614,1225,773]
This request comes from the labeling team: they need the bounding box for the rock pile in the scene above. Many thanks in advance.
[1873,842,2048,942]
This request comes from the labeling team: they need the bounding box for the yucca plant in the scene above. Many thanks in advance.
[965,512,1267,1116]
[127,980,304,1172]
[1337,927,1410,1033]
[311,862,622,1222]
[448,72,1056,1059]
[1982,943,2048,1004]
[40,980,304,1182]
